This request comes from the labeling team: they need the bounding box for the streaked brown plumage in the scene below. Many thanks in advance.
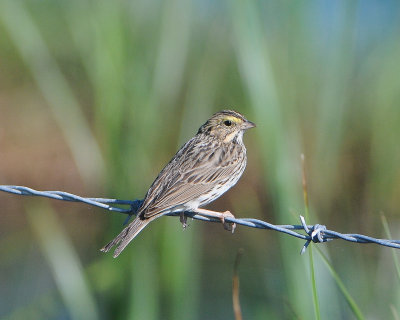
[101,110,255,257]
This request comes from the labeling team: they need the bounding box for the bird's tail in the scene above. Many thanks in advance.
[100,215,151,258]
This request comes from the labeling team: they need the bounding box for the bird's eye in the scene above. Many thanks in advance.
[224,120,232,126]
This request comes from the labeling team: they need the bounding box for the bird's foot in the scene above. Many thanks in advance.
[180,212,188,230]
[221,211,236,233]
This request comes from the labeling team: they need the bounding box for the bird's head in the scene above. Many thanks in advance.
[197,110,256,143]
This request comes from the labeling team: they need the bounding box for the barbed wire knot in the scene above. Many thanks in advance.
[300,216,329,254]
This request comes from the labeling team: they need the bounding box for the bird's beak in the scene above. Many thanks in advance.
[243,120,256,130]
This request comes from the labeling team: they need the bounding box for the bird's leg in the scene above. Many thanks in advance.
[192,208,237,233]
[180,212,188,229]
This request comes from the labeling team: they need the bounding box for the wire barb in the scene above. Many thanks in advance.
[1,185,400,254]
[300,216,330,255]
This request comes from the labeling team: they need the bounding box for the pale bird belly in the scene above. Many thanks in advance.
[163,181,239,215]
[189,165,245,209]
[163,153,246,214]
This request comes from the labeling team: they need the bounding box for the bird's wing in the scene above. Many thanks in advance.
[139,137,243,219]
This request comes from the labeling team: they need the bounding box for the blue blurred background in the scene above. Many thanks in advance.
[1,1,400,319]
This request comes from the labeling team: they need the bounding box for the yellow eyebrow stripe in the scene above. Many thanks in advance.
[224,116,243,124]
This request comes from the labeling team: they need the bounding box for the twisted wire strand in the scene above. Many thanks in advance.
[1,185,400,254]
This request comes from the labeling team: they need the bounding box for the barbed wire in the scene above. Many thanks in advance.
[1,184,400,254]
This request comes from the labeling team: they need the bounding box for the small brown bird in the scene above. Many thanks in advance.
[101,110,255,257]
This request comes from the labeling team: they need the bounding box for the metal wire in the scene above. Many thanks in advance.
[2,184,400,254]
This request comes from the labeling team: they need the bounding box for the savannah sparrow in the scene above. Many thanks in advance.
[101,110,255,257]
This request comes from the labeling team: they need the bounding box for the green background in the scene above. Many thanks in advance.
[1,1,400,319]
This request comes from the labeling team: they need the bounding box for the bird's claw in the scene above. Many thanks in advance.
[221,211,236,233]
[180,212,188,230]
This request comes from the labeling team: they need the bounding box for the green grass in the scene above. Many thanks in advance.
[301,154,320,320]
[316,248,364,320]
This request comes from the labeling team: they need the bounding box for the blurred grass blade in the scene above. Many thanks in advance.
[231,1,309,317]
[313,2,358,195]
[0,0,105,185]
[65,1,130,188]
[380,213,400,282]
[232,249,244,320]
[316,248,364,320]
[158,213,201,320]
[390,305,400,320]
[26,201,99,320]
[152,0,191,105]
[302,154,321,320]
[127,245,160,320]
